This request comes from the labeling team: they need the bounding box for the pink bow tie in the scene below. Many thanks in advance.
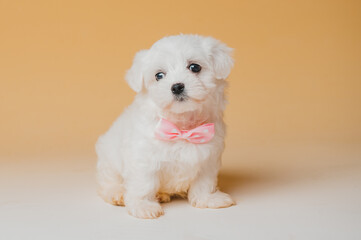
[155,118,215,144]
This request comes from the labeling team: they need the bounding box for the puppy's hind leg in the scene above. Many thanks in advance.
[96,163,125,206]
[156,192,171,203]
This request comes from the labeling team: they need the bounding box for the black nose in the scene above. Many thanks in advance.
[171,83,185,95]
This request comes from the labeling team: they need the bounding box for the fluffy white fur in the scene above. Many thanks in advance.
[96,34,234,219]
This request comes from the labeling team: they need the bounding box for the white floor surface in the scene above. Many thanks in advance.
[1,144,361,240]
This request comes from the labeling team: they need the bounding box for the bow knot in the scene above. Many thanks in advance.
[155,118,215,144]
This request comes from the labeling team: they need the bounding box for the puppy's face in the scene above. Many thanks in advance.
[126,35,233,114]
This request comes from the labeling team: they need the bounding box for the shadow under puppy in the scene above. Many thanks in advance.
[96,34,234,219]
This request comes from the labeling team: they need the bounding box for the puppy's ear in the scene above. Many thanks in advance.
[125,50,148,92]
[206,38,234,80]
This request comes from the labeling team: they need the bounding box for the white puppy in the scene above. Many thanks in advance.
[96,34,234,219]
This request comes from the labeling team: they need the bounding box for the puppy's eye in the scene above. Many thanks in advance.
[188,63,202,73]
[155,72,165,81]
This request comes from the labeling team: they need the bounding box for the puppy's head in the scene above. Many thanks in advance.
[126,35,233,114]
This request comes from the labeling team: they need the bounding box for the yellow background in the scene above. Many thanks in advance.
[1,0,360,171]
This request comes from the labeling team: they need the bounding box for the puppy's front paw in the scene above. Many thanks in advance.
[189,190,235,209]
[126,200,164,219]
